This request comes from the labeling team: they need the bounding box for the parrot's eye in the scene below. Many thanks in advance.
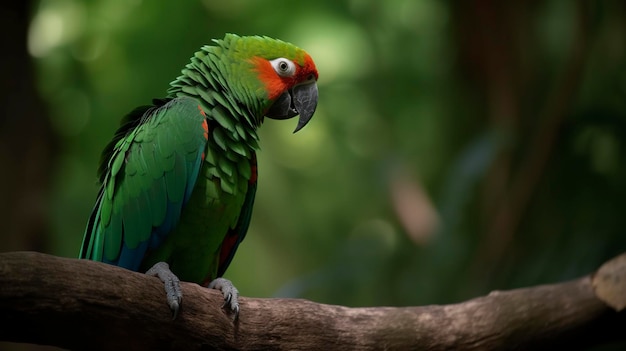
[270,58,296,77]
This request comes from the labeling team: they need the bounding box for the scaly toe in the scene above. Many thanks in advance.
[208,277,240,318]
[146,261,183,319]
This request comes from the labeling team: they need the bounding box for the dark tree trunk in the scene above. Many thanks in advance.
[0,2,58,350]
[0,0,56,252]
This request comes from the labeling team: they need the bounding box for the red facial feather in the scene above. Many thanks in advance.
[252,54,318,101]
[301,54,319,81]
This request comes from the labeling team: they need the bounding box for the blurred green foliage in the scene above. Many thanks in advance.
[28,0,626,312]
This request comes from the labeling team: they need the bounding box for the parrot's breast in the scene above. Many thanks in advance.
[140,137,252,284]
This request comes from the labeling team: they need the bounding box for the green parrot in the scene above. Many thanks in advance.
[79,34,318,317]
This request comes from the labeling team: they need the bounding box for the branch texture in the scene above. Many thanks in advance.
[0,251,625,350]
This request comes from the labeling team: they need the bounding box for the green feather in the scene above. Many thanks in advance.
[142,142,162,180]
[183,68,209,89]
[149,177,168,227]
[101,181,113,224]
[111,150,125,177]
[212,106,236,131]
[197,89,215,106]
[218,156,234,178]
[104,198,122,260]
[237,157,251,180]
[122,193,145,249]
[235,124,247,141]
[204,179,220,201]
[212,128,228,151]
[229,142,249,158]
[220,178,234,194]
[165,153,187,204]
[206,165,220,179]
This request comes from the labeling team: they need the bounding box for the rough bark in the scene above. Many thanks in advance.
[0,251,625,351]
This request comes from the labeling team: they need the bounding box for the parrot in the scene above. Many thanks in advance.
[79,33,318,318]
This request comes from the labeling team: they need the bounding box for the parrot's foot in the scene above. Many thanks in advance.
[207,277,240,318]
[146,262,182,319]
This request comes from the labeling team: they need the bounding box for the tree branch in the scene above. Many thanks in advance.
[1,252,625,350]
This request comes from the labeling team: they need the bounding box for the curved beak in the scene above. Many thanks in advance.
[266,81,318,133]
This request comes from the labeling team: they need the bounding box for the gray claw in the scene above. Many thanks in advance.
[207,277,240,319]
[146,261,182,319]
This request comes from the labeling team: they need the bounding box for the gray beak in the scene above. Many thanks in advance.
[266,81,318,133]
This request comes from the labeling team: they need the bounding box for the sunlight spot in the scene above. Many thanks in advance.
[288,14,373,85]
[28,9,64,57]
[28,1,86,58]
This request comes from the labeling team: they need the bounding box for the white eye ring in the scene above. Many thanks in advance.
[270,58,296,77]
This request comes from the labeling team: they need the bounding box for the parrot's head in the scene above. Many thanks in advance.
[214,34,319,133]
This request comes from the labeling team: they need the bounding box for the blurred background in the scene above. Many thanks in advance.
[2,0,626,349]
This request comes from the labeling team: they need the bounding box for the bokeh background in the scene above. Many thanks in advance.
[2,0,626,350]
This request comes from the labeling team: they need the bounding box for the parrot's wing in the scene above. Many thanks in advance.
[80,97,209,271]
[216,152,257,278]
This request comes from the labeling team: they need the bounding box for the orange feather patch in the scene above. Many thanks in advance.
[251,54,318,101]
[197,104,207,117]
[199,108,209,161]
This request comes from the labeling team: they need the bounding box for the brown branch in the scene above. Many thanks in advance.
[1,252,625,351]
